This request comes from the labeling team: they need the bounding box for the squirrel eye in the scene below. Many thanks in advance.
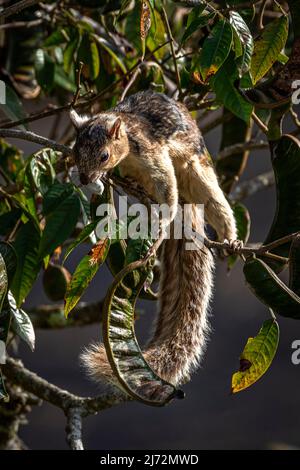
[100,150,109,163]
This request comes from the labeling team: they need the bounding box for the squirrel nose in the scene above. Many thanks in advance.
[79,173,89,185]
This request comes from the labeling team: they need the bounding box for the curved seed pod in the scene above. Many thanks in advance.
[102,259,183,406]
[263,135,300,270]
[243,257,300,319]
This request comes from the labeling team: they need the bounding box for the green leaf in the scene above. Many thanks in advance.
[35,49,55,93]
[77,34,100,80]
[63,33,81,74]
[54,65,77,92]
[96,40,127,74]
[125,237,152,266]
[0,242,18,286]
[199,19,233,81]
[11,221,41,307]
[28,149,56,196]
[264,135,300,264]
[39,183,81,259]
[42,181,74,215]
[212,56,253,122]
[64,238,110,317]
[44,29,68,47]
[243,258,300,319]
[181,11,214,44]
[251,16,288,84]
[63,219,100,263]
[231,319,279,393]
[0,138,24,182]
[102,258,182,406]
[228,203,250,269]
[0,85,27,128]
[8,292,35,351]
[229,11,253,75]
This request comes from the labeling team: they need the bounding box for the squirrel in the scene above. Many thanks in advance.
[70,90,237,387]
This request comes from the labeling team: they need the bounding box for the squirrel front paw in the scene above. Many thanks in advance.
[222,239,244,257]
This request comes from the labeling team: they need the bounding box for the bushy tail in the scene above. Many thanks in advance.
[80,205,215,387]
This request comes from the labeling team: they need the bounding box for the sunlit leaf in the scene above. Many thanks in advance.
[63,219,100,263]
[28,149,56,196]
[229,11,253,75]
[8,291,35,351]
[64,238,110,317]
[251,16,288,84]
[232,319,279,393]
[199,19,233,81]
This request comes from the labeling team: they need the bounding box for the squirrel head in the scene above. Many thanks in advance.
[70,109,129,185]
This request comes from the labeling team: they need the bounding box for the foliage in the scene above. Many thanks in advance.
[0,0,300,418]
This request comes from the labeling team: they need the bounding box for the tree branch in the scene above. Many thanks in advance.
[0,0,41,19]
[230,170,275,202]
[217,140,268,160]
[28,300,104,329]
[3,357,128,415]
[0,129,72,156]
[2,357,129,449]
[66,407,84,451]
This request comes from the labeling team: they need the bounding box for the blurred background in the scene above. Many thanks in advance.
[4,101,299,450]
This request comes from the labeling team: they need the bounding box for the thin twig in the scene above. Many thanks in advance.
[162,7,182,99]
[0,18,42,30]
[252,111,269,134]
[71,62,84,107]
[257,0,268,31]
[0,40,171,130]
[120,67,141,103]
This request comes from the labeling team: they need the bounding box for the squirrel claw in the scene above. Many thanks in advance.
[223,238,244,255]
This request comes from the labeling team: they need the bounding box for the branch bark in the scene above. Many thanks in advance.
[28,299,104,329]
[0,0,41,19]
[0,129,72,156]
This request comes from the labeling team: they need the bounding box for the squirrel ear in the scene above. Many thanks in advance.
[108,117,122,139]
[70,108,89,129]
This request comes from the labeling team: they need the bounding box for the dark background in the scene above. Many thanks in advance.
[5,102,300,450]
